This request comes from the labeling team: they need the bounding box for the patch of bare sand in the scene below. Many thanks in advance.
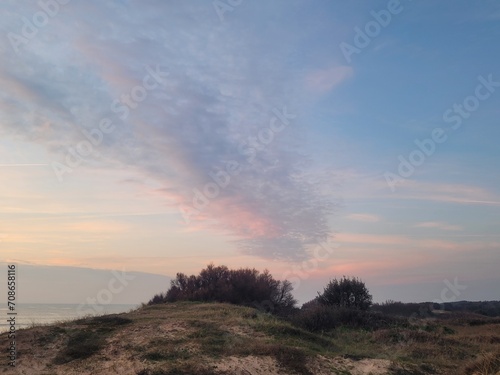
[216,355,282,375]
[310,355,393,375]
[215,354,393,375]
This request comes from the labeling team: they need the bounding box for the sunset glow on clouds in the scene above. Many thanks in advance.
[0,1,499,304]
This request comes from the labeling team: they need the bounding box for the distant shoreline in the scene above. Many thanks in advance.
[0,303,139,333]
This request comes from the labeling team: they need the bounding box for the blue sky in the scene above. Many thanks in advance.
[0,0,499,305]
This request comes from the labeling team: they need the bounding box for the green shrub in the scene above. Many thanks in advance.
[318,276,372,311]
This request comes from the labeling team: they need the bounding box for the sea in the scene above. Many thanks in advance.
[0,303,139,333]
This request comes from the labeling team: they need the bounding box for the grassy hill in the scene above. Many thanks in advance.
[1,302,499,374]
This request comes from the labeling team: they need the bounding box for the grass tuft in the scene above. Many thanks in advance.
[53,330,105,364]
[462,351,500,375]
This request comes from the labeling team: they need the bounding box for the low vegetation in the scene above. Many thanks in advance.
[53,315,133,364]
[317,276,373,311]
[149,263,297,316]
[1,264,499,374]
[373,299,500,318]
[144,264,500,374]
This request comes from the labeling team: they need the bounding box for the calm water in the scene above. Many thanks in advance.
[0,303,138,333]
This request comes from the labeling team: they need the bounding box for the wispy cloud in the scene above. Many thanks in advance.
[305,66,353,94]
[336,233,409,246]
[0,1,339,261]
[399,181,500,207]
[342,174,500,208]
[414,221,462,231]
[346,213,381,222]
[0,164,48,167]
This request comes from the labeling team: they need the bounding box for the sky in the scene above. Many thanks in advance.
[0,0,499,306]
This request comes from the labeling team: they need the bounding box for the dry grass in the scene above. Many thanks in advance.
[0,302,499,374]
[462,351,500,375]
[320,316,500,374]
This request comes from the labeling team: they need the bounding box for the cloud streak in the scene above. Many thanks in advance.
[414,221,462,231]
[347,213,381,222]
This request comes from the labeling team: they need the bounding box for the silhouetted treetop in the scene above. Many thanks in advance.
[318,276,372,311]
[148,263,297,315]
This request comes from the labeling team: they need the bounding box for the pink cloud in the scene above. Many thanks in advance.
[305,66,353,94]
[308,257,432,281]
[179,195,283,239]
[336,232,409,246]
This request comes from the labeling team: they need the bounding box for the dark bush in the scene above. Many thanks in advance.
[318,276,372,311]
[291,304,338,332]
[149,292,166,304]
[148,264,297,315]
[292,303,406,332]
[371,300,434,318]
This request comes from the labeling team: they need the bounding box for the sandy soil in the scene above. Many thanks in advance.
[216,355,393,375]
[0,305,397,375]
